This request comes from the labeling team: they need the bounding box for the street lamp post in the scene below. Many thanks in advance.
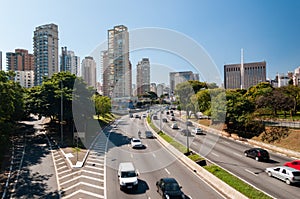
[159,109,162,132]
[60,80,63,146]
[186,110,190,154]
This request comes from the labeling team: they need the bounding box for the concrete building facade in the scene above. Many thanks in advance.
[82,56,96,88]
[6,49,34,71]
[15,70,34,88]
[169,71,199,93]
[224,61,266,89]
[103,25,131,98]
[136,58,150,96]
[33,23,59,85]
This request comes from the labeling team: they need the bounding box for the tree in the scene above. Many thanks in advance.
[93,94,111,119]
[175,82,195,118]
[193,89,211,114]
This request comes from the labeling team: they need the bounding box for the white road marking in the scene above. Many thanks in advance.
[131,153,133,158]
[164,168,170,175]
[233,152,242,157]
[152,153,156,158]
[211,152,219,157]
[223,141,230,144]
[245,169,258,176]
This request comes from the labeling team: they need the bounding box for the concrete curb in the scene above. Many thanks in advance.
[59,121,114,169]
[146,121,247,199]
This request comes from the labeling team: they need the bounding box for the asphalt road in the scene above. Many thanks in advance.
[153,110,300,199]
[3,116,59,198]
[105,114,224,199]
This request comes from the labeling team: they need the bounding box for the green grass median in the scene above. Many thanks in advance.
[204,165,272,199]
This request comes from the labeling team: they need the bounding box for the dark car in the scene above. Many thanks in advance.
[162,118,168,123]
[181,129,192,136]
[156,178,185,199]
[244,148,270,161]
[135,114,141,119]
[145,131,154,139]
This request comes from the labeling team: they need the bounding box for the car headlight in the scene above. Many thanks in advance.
[133,180,138,185]
[165,194,170,199]
[120,181,126,185]
[182,193,185,199]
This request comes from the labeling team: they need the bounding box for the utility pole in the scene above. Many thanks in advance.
[61,80,63,146]
[186,110,189,154]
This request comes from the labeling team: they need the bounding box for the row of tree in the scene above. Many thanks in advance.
[0,71,112,150]
[175,81,300,138]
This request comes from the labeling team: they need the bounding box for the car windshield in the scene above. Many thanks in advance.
[121,171,136,178]
[292,172,300,176]
[133,140,140,143]
[165,183,180,191]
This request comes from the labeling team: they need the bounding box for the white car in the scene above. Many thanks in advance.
[131,138,144,149]
[194,127,204,135]
[171,123,179,129]
[265,166,300,185]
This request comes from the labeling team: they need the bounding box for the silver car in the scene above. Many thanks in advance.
[265,166,300,185]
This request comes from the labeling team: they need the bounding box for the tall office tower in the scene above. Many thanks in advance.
[60,46,80,76]
[0,51,2,70]
[136,58,150,96]
[224,61,266,89]
[33,23,59,85]
[82,56,96,88]
[105,25,131,98]
[169,71,199,94]
[6,49,34,71]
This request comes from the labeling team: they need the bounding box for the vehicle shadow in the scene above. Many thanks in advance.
[122,179,149,194]
[266,159,280,164]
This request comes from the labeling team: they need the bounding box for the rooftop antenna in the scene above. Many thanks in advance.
[241,48,244,89]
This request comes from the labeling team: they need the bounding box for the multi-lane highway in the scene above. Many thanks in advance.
[152,109,300,198]
[105,114,224,199]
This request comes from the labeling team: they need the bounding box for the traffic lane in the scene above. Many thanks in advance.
[106,134,224,199]
[155,119,300,198]
[13,131,58,198]
[106,117,224,199]
[189,134,300,198]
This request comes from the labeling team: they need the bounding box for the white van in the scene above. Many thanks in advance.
[118,162,138,190]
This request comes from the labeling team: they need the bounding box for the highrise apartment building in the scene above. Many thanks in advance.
[33,23,59,85]
[60,46,80,76]
[170,71,199,93]
[6,49,34,71]
[224,61,266,89]
[103,25,131,98]
[6,49,34,88]
[0,51,2,71]
[82,56,96,88]
[136,58,150,96]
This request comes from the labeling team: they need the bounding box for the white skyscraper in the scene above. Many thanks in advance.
[104,25,131,98]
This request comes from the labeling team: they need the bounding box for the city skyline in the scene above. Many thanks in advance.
[1,0,300,85]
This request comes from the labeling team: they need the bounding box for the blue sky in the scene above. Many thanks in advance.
[1,0,300,85]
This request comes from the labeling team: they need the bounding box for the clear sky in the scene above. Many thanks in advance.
[1,0,300,85]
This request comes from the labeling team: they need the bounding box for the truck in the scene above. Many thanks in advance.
[118,162,139,190]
